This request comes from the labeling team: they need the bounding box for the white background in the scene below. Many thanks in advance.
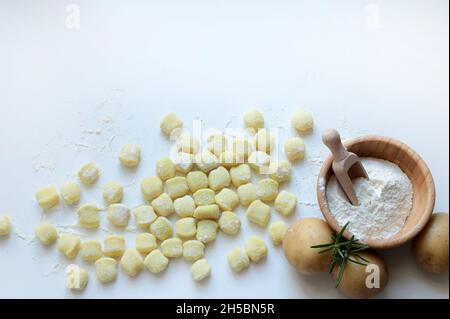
[0,0,448,299]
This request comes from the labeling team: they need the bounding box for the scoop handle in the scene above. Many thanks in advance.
[322,129,349,161]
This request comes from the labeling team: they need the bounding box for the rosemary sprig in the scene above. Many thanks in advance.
[311,222,369,288]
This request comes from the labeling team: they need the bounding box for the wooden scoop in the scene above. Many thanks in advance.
[322,129,368,206]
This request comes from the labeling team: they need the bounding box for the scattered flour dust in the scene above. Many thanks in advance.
[326,157,413,241]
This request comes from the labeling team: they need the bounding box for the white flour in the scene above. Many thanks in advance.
[326,157,413,241]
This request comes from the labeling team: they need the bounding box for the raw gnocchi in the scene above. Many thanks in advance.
[245,236,268,262]
[208,166,231,191]
[191,258,211,281]
[246,200,271,227]
[257,179,279,202]
[104,235,126,258]
[219,151,240,168]
[269,160,292,183]
[161,238,183,258]
[35,186,59,209]
[268,221,288,246]
[78,162,100,185]
[176,133,200,154]
[95,257,118,284]
[207,134,228,156]
[243,109,264,130]
[255,128,275,153]
[120,248,144,277]
[174,195,196,218]
[233,137,254,160]
[183,240,205,262]
[227,247,250,272]
[103,181,124,204]
[193,189,216,206]
[151,193,175,217]
[193,205,220,220]
[218,211,241,235]
[141,176,164,202]
[274,191,297,216]
[160,113,183,136]
[156,157,176,181]
[144,249,169,274]
[291,110,314,133]
[186,171,209,193]
[135,233,157,255]
[60,182,81,205]
[196,220,218,244]
[66,264,89,291]
[119,144,141,168]
[176,217,197,238]
[58,234,81,259]
[34,222,58,245]
[150,217,173,241]
[230,164,252,187]
[284,137,305,161]
[77,203,100,229]
[80,240,103,262]
[0,214,11,237]
[166,176,189,199]
[237,183,258,206]
[194,150,220,173]
[248,151,271,172]
[107,204,131,227]
[173,152,195,174]
[133,205,157,228]
[215,188,239,211]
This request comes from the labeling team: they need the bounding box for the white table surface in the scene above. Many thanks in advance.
[0,0,448,299]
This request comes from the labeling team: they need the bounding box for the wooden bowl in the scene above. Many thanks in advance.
[317,135,435,249]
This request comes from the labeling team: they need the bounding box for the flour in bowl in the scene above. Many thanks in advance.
[326,157,413,241]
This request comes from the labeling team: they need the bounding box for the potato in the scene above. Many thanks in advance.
[412,213,449,274]
[283,218,333,275]
[332,250,389,299]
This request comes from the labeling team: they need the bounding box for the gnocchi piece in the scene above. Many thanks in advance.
[135,233,157,255]
[156,157,176,181]
[107,204,131,227]
[245,236,268,262]
[160,112,183,136]
[258,178,279,202]
[177,133,200,154]
[246,200,271,227]
[161,238,183,258]
[34,222,58,245]
[233,137,254,160]
[95,257,118,284]
[103,181,124,204]
[218,211,241,236]
[215,188,239,211]
[194,150,220,173]
[144,249,169,274]
[174,195,196,218]
[60,182,81,205]
[0,215,11,237]
[173,152,195,174]
[66,264,89,291]
[150,217,173,241]
[274,191,297,216]
[268,221,288,246]
[80,240,103,262]
[207,134,228,156]
[193,189,216,206]
[208,166,231,191]
[133,205,157,228]
[243,109,264,130]
[230,164,252,187]
[193,205,220,220]
[269,160,293,183]
[186,171,209,193]
[248,151,271,172]
[35,186,59,209]
[166,176,189,199]
[237,183,258,206]
[219,151,240,168]
[141,176,164,202]
[227,247,250,272]
[77,203,100,229]
[191,258,212,281]
[58,234,81,259]
[183,240,205,262]
[119,143,141,168]
[151,193,175,217]
[120,248,144,277]
[104,235,126,258]
[284,137,305,161]
[196,220,218,244]
[176,217,197,238]
[255,128,275,153]
[291,109,314,133]
[78,162,100,185]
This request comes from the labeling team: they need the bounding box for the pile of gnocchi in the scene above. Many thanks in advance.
[3,109,314,291]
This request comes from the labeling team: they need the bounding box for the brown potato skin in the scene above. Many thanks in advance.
[332,250,389,299]
[283,218,333,275]
[412,213,449,274]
